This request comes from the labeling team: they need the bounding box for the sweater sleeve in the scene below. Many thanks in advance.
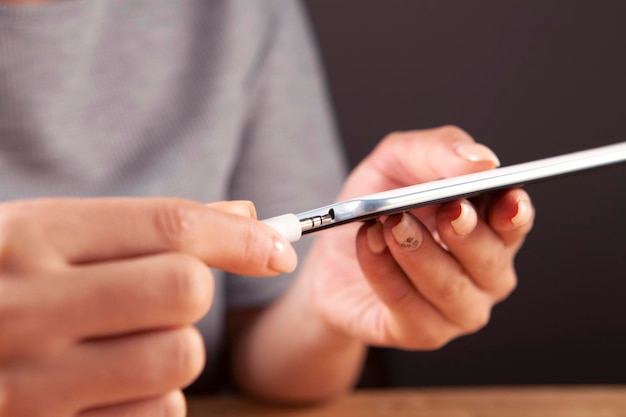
[225,0,347,309]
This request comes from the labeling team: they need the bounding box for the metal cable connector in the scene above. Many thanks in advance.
[299,212,333,232]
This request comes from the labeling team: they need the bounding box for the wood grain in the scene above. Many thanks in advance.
[187,386,626,417]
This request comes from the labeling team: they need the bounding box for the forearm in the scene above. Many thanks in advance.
[232,244,366,403]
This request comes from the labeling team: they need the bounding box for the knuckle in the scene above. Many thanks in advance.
[0,373,67,417]
[0,201,67,271]
[160,390,187,417]
[153,201,199,249]
[389,324,450,351]
[487,248,507,269]
[164,255,213,321]
[376,131,412,157]
[0,282,61,356]
[464,307,491,333]
[436,124,471,141]
[380,130,405,143]
[170,327,205,386]
[469,251,505,288]
[411,331,450,351]
[494,271,518,302]
[436,276,471,303]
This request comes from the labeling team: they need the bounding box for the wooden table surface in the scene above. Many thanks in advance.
[187,386,626,417]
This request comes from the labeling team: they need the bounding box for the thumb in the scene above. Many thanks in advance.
[340,125,500,200]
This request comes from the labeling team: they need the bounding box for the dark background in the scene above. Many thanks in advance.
[305,1,626,386]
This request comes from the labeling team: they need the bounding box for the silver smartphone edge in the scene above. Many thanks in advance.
[295,141,626,235]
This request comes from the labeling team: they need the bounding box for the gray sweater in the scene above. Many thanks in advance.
[0,0,345,390]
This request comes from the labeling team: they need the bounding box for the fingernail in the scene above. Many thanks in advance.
[454,142,501,167]
[511,198,532,228]
[210,200,257,219]
[269,236,298,273]
[450,201,478,235]
[367,222,387,254]
[391,213,423,251]
[230,200,257,219]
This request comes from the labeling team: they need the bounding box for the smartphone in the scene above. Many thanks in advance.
[263,141,626,242]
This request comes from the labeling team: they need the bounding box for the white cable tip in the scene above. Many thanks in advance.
[261,213,302,242]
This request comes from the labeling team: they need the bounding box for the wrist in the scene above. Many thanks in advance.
[286,260,363,352]
[233,242,366,402]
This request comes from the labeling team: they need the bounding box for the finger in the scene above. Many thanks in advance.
[355,222,462,349]
[78,390,186,417]
[382,212,492,332]
[436,199,517,299]
[0,329,201,416]
[1,198,296,275]
[66,327,204,411]
[1,253,215,347]
[339,125,500,200]
[487,189,535,251]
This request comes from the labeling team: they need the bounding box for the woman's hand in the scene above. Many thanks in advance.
[0,198,295,417]
[304,125,534,349]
